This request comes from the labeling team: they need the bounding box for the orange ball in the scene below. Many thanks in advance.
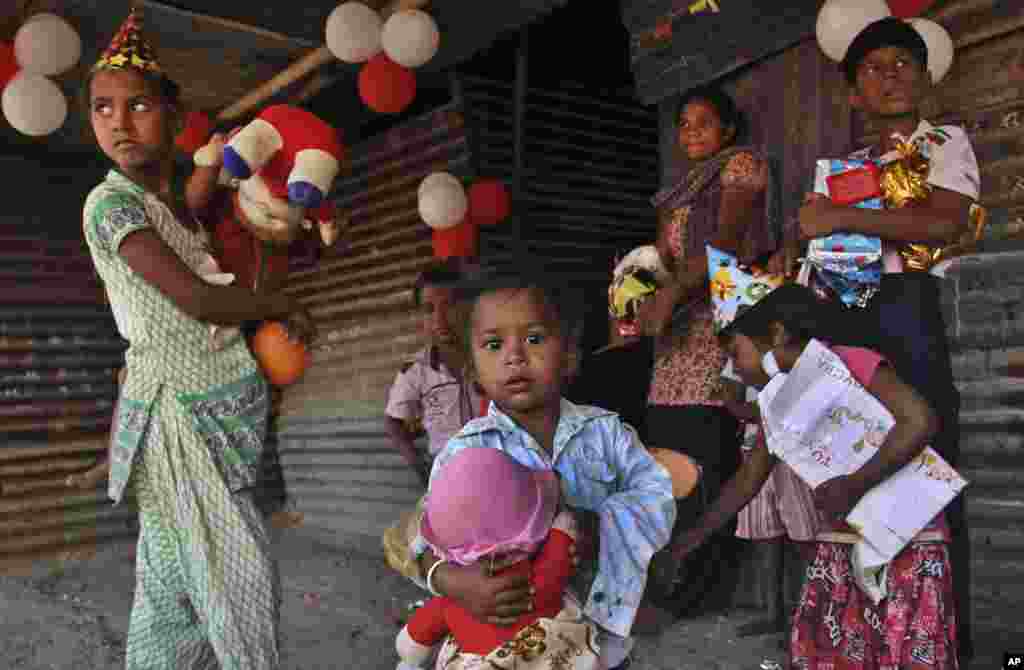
[252,321,308,387]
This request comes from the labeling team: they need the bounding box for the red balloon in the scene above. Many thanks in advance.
[886,0,936,18]
[467,179,511,226]
[0,42,18,92]
[432,217,478,259]
[175,111,214,154]
[359,53,416,114]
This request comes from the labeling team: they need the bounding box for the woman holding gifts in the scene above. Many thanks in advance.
[81,8,315,668]
[637,85,790,613]
[672,247,959,669]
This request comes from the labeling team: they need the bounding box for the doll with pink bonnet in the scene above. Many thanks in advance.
[395,447,602,670]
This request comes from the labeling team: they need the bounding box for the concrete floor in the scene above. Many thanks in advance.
[0,518,988,670]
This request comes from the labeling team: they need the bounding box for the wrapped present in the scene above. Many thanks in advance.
[879,135,931,210]
[706,245,785,333]
[877,133,989,272]
[814,159,884,210]
[847,447,967,603]
[758,339,968,603]
[806,160,885,307]
[826,162,883,206]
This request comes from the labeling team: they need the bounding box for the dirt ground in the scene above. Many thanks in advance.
[0,519,982,670]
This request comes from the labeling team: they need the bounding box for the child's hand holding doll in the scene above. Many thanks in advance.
[399,449,600,669]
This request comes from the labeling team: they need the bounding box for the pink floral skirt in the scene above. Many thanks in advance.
[791,541,958,670]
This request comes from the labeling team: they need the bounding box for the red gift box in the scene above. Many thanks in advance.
[826,163,882,206]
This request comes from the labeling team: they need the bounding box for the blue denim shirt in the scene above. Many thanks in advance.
[411,398,676,637]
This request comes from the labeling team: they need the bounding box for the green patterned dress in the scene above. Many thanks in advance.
[83,170,280,669]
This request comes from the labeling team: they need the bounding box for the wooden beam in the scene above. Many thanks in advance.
[215,47,335,122]
[290,70,342,105]
[214,0,430,123]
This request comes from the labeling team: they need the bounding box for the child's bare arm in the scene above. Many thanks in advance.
[723,401,759,424]
[385,416,429,486]
[184,165,222,216]
[185,132,228,216]
[673,438,776,560]
[799,186,971,245]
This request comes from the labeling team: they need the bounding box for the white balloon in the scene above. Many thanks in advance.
[325,2,383,64]
[418,172,467,230]
[815,0,891,62]
[2,73,67,136]
[381,10,440,69]
[418,172,460,200]
[908,18,954,84]
[14,13,81,76]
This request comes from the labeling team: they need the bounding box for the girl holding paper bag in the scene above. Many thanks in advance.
[673,252,959,669]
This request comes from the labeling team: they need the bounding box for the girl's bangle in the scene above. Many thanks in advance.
[426,558,447,597]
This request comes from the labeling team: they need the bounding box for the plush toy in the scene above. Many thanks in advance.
[190,109,348,291]
[222,104,344,210]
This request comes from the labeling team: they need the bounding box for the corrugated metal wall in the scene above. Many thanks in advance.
[460,74,660,351]
[649,0,1024,656]
[0,156,136,567]
[919,2,1024,660]
[275,103,468,537]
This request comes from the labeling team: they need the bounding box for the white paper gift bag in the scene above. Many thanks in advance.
[758,340,889,487]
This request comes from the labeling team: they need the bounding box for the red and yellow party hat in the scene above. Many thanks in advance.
[94,6,162,73]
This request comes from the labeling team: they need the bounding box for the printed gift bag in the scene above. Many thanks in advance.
[758,339,968,603]
[801,160,885,307]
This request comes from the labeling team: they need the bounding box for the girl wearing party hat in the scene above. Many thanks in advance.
[81,8,314,668]
[673,246,960,669]
[803,2,979,658]
[395,447,602,670]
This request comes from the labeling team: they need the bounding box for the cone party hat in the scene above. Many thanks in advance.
[94,6,162,73]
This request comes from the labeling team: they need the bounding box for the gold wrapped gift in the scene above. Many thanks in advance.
[880,135,987,271]
[880,136,931,210]
[902,204,988,271]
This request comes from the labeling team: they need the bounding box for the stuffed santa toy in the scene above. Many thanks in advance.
[222,104,344,211]
[191,106,347,291]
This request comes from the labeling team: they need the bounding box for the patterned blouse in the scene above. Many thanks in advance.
[649,150,774,407]
[83,170,265,504]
